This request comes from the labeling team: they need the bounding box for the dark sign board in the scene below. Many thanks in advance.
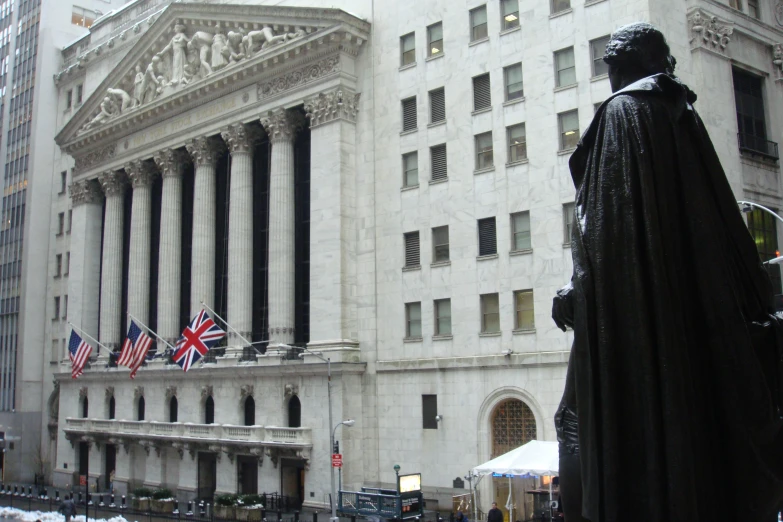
[400,492,423,519]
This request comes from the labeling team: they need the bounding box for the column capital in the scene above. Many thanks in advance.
[70,179,104,206]
[153,148,190,178]
[221,123,259,154]
[305,88,361,128]
[260,108,303,142]
[186,136,225,166]
[125,159,158,188]
[98,170,128,198]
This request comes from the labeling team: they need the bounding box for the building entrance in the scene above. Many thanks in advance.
[280,459,305,508]
[237,456,258,495]
[197,452,217,500]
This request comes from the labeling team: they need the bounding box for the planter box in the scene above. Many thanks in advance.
[133,498,151,511]
[237,507,263,522]
[151,499,175,513]
[214,504,236,520]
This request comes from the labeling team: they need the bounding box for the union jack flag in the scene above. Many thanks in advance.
[119,321,154,379]
[68,330,92,379]
[173,309,226,372]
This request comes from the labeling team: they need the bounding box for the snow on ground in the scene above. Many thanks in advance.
[0,507,129,522]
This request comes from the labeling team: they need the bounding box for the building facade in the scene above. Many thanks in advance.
[41,0,781,517]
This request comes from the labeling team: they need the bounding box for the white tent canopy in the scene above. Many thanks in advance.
[473,440,559,477]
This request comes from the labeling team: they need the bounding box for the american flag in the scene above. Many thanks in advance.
[119,321,153,379]
[173,309,226,372]
[68,330,92,379]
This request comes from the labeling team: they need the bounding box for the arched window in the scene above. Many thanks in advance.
[491,398,536,458]
[288,396,301,428]
[244,396,255,426]
[137,396,145,421]
[81,397,89,419]
[108,396,115,420]
[204,396,214,424]
[169,396,178,423]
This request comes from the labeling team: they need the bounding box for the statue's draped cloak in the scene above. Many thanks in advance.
[566,74,783,522]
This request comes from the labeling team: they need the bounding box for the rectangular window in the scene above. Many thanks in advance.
[511,211,531,251]
[478,217,497,256]
[590,36,610,77]
[431,144,447,181]
[432,226,449,262]
[470,5,488,42]
[55,254,62,277]
[555,47,576,87]
[429,88,445,124]
[406,302,422,338]
[563,202,575,244]
[57,212,64,235]
[514,290,534,330]
[551,0,571,14]
[473,73,491,111]
[507,123,527,163]
[65,252,70,276]
[475,132,494,170]
[66,90,72,109]
[402,97,417,132]
[76,84,83,104]
[67,210,72,233]
[403,152,419,188]
[404,231,421,268]
[747,0,759,18]
[481,293,500,333]
[501,0,520,30]
[434,299,452,335]
[59,171,67,194]
[51,340,59,362]
[422,395,438,429]
[63,295,68,319]
[72,7,97,28]
[401,33,415,66]
[53,296,60,320]
[559,110,579,151]
[504,63,524,101]
[428,22,443,57]
[733,68,774,157]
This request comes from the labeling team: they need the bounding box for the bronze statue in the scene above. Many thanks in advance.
[553,23,783,522]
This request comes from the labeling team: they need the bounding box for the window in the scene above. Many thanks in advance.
[507,124,527,163]
[559,110,579,151]
[108,396,115,420]
[478,217,497,256]
[491,399,537,458]
[63,295,68,319]
[82,397,89,419]
[733,69,774,157]
[514,290,534,330]
[402,97,417,132]
[504,63,524,101]
[169,396,178,422]
[473,73,491,111]
[288,396,301,428]
[481,293,500,333]
[76,84,83,104]
[551,0,571,14]
[422,395,438,429]
[511,211,531,251]
[244,396,255,426]
[470,5,488,41]
[403,152,419,188]
[406,302,422,338]
[65,253,70,275]
[401,33,415,66]
[747,0,759,18]
[57,212,64,235]
[428,23,443,57]
[55,254,62,277]
[434,299,452,335]
[563,202,575,244]
[501,0,520,30]
[475,132,494,170]
[431,144,447,181]
[59,171,67,194]
[555,47,576,87]
[429,88,445,124]
[67,210,72,233]
[590,36,610,77]
[432,226,449,262]
[137,396,145,421]
[72,7,98,28]
[53,296,60,319]
[204,395,214,424]
[404,231,420,268]
[66,90,72,109]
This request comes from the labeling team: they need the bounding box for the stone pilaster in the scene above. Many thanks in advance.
[261,109,302,346]
[154,148,189,346]
[98,171,127,357]
[221,124,257,354]
[185,136,224,316]
[125,160,157,329]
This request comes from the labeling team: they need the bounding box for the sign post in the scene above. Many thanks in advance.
[332,454,343,468]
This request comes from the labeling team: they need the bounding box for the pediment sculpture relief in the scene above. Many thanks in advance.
[78,19,307,135]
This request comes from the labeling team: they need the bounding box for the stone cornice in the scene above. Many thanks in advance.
[70,179,104,207]
[689,8,734,55]
[305,87,360,128]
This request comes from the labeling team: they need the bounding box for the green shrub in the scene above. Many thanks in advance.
[215,494,238,506]
[152,488,173,500]
[133,487,153,499]
[239,494,264,507]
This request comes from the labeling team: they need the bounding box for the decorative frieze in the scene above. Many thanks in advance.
[689,10,733,54]
[305,88,361,128]
[260,109,303,142]
[221,123,259,154]
[284,383,299,398]
[70,179,104,207]
[186,136,224,166]
[165,386,177,400]
[125,159,158,188]
[74,144,116,174]
[153,148,190,178]
[98,171,127,198]
[134,386,144,400]
[240,385,254,399]
[776,1,783,27]
[79,387,88,399]
[774,44,783,81]
[105,387,114,400]
[258,56,340,99]
[202,385,213,399]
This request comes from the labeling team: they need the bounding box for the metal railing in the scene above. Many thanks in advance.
[738,133,780,160]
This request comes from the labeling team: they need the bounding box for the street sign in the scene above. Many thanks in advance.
[332,453,343,467]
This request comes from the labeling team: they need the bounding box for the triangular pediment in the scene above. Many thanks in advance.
[57,2,369,158]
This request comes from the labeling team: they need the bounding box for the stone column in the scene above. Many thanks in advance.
[98,171,127,358]
[185,136,224,317]
[125,160,158,330]
[67,179,104,355]
[221,124,256,356]
[261,109,301,346]
[154,149,189,347]
[177,448,199,501]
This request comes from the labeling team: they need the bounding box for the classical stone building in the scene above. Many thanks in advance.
[42,0,781,517]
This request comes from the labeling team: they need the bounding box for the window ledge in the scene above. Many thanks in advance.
[584,0,608,6]
[471,106,492,116]
[510,248,533,256]
[503,97,525,107]
[404,337,423,343]
[554,84,577,93]
[402,265,421,272]
[433,334,453,341]
[426,53,444,62]
[429,177,448,185]
[549,8,573,19]
[479,331,501,337]
[55,233,63,237]
[590,73,609,82]
[558,148,577,156]
[469,37,489,47]
[513,328,536,335]
[400,129,418,136]
[54,275,61,279]
[401,185,419,192]
[57,191,66,196]
[399,62,417,72]
[506,159,529,167]
[477,253,499,261]
[739,150,780,167]
[500,26,522,36]
[431,260,451,268]
[428,120,446,128]
[474,166,495,175]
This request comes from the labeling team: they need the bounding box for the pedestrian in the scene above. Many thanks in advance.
[58,494,77,521]
[109,469,115,493]
[456,510,469,522]
[487,502,503,522]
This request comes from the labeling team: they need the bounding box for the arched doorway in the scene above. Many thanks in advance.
[287,396,301,428]
[244,396,255,426]
[82,397,89,418]
[108,396,115,419]
[205,396,215,424]
[137,396,145,421]
[169,396,178,422]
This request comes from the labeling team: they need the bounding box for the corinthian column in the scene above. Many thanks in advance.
[221,124,257,356]
[98,171,127,357]
[125,160,157,331]
[154,148,189,346]
[261,109,302,346]
[185,136,224,317]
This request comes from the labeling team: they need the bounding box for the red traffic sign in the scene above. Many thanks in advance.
[332,454,343,468]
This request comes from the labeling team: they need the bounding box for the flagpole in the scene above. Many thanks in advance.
[127,313,176,351]
[199,301,258,351]
[67,322,112,353]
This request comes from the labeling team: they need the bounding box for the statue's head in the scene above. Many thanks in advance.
[152,55,161,64]
[174,21,186,33]
[604,23,676,92]
[135,64,141,73]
